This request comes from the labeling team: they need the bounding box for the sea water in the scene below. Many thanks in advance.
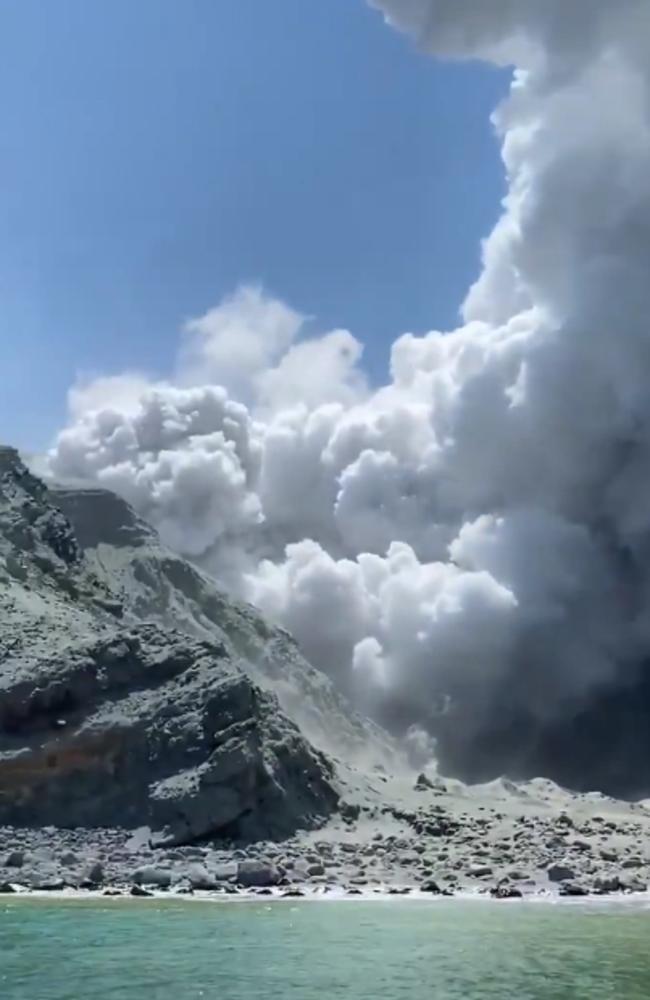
[2,896,650,999]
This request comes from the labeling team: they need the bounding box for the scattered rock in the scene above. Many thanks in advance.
[212,863,238,881]
[466,864,493,878]
[130,885,154,898]
[559,882,588,897]
[132,866,172,889]
[31,877,66,891]
[547,863,577,883]
[593,875,623,894]
[236,861,280,888]
[81,861,104,887]
[490,883,523,899]
[621,877,647,894]
[182,866,220,891]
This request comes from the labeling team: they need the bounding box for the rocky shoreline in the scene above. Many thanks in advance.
[3,778,650,903]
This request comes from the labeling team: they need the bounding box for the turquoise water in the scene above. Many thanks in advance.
[2,898,650,999]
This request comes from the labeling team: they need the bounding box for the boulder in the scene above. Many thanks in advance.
[236,860,280,888]
[340,802,361,822]
[490,882,523,899]
[212,862,238,881]
[559,882,589,897]
[593,875,623,894]
[82,861,105,886]
[547,863,577,883]
[620,876,647,894]
[4,850,24,868]
[130,885,153,898]
[184,865,222,891]
[466,864,493,878]
[132,866,172,889]
[31,876,67,891]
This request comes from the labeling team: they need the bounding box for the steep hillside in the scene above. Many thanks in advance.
[0,447,339,842]
[53,484,397,770]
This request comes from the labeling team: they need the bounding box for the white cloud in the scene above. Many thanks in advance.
[178,285,304,400]
[256,329,367,413]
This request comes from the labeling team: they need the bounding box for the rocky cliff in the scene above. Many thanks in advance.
[0,447,340,843]
[52,483,395,769]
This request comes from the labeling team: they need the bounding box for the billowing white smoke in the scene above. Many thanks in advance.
[49,1,650,779]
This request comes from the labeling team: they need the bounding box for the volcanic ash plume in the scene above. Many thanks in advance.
[49,1,650,794]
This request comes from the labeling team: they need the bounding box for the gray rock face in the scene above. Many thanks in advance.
[52,483,395,770]
[52,487,157,551]
[0,448,339,844]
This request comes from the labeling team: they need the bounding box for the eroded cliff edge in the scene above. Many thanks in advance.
[0,446,340,844]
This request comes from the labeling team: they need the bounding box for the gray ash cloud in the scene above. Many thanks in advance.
[46,1,650,795]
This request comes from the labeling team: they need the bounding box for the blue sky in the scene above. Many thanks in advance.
[1,0,508,451]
